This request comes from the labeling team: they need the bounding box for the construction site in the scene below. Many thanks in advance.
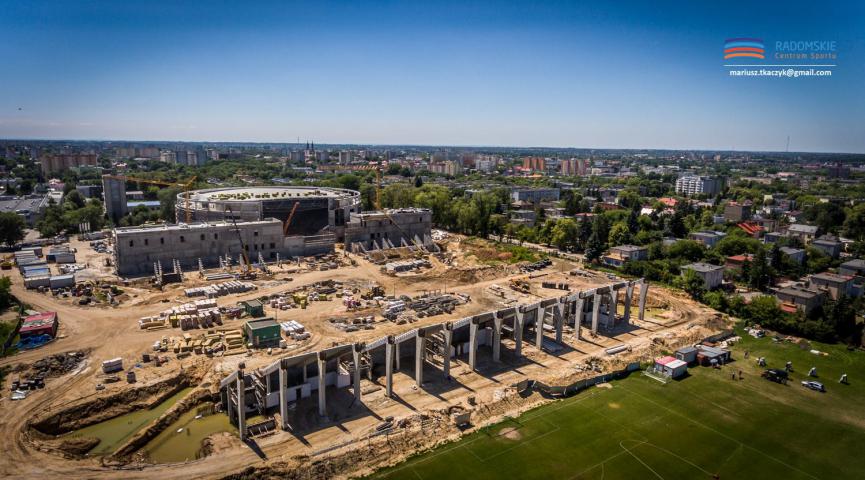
[0,203,726,479]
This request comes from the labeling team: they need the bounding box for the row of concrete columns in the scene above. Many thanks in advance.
[271,281,650,416]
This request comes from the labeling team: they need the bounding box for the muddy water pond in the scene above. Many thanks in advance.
[141,407,237,463]
[64,387,193,455]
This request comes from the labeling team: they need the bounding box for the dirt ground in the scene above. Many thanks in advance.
[0,234,724,479]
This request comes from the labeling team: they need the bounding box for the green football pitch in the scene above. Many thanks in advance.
[371,330,865,480]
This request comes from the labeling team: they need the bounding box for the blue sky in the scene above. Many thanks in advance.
[1,1,863,152]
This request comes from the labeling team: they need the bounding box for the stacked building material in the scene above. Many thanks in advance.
[184,280,255,298]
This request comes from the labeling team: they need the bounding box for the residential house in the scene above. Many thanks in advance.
[725,254,754,273]
[688,231,727,248]
[775,287,825,314]
[812,238,842,259]
[681,262,724,290]
[724,202,752,222]
[602,245,648,267]
[809,272,856,299]
[839,259,865,278]
[787,224,819,244]
[779,247,806,265]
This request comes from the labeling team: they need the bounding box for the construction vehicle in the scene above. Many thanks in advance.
[225,207,256,280]
[282,201,300,236]
[103,174,197,223]
[509,278,531,294]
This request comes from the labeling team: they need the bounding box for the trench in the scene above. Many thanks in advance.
[62,387,193,455]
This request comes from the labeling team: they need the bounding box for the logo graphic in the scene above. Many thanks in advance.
[723,38,765,60]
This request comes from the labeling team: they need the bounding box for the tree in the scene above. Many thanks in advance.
[0,276,13,311]
[550,218,578,251]
[843,203,865,241]
[414,175,423,188]
[63,189,86,209]
[680,269,706,300]
[36,200,66,237]
[748,247,771,290]
[0,212,26,246]
[585,231,605,263]
[608,222,632,247]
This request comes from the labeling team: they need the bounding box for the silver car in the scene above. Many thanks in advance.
[801,380,825,392]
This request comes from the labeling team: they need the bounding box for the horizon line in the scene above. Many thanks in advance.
[1,136,863,156]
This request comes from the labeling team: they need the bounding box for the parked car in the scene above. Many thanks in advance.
[801,381,825,392]
[762,369,788,384]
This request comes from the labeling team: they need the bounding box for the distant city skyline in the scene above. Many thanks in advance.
[1,1,863,153]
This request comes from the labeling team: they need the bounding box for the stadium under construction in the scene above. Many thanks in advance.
[111,185,434,276]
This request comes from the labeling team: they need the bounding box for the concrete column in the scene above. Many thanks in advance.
[352,345,362,402]
[226,385,235,426]
[624,283,634,323]
[317,357,327,417]
[554,302,564,343]
[303,362,308,382]
[395,342,401,370]
[236,369,246,441]
[492,315,502,362]
[592,292,601,334]
[610,287,618,323]
[279,363,288,430]
[514,311,524,357]
[535,307,544,349]
[639,280,649,321]
[575,297,584,340]
[415,334,425,387]
[468,321,478,371]
[385,338,394,398]
[443,324,453,379]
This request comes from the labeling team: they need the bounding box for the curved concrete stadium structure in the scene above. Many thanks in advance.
[177,186,361,237]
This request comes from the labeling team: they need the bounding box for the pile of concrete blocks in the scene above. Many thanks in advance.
[167,329,245,357]
[184,281,255,298]
[383,258,431,274]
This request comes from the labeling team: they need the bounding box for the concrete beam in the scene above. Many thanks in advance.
[554,300,564,343]
[535,306,544,349]
[492,313,502,362]
[574,297,584,340]
[468,321,478,371]
[352,343,363,403]
[279,366,288,430]
[443,323,453,379]
[236,368,246,441]
[317,357,327,417]
[385,337,394,398]
[514,310,524,357]
[395,342,401,371]
[639,280,649,321]
[415,333,425,387]
[610,287,618,324]
[592,292,601,334]
[624,283,634,323]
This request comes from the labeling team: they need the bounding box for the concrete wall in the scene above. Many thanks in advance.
[113,218,334,276]
[344,208,433,251]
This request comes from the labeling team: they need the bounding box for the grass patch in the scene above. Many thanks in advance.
[463,238,543,265]
[371,328,865,480]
